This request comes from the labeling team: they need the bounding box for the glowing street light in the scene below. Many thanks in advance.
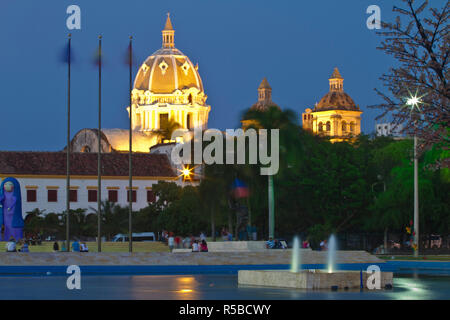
[401,89,426,258]
[407,96,420,108]
[182,168,191,179]
[178,165,195,182]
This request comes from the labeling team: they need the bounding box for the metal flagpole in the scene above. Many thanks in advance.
[66,34,71,252]
[97,35,102,253]
[414,134,419,257]
[128,36,133,253]
[268,175,274,239]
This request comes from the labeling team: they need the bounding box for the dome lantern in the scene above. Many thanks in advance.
[162,12,175,48]
[329,67,344,92]
[258,77,272,102]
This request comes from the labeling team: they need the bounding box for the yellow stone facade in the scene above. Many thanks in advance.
[127,13,210,136]
[302,68,362,142]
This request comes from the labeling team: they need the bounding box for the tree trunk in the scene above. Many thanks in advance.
[235,212,238,241]
[228,211,233,240]
[384,227,388,254]
[211,207,216,242]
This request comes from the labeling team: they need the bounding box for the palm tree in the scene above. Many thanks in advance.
[155,118,182,143]
[241,105,303,238]
[91,201,129,240]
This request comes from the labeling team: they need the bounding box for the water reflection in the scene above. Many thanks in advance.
[0,273,448,300]
[127,275,200,300]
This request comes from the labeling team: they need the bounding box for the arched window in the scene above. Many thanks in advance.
[350,122,355,132]
[326,121,331,131]
[81,146,91,153]
[318,122,323,132]
[342,121,347,132]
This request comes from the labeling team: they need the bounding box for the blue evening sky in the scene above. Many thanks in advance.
[0,0,399,151]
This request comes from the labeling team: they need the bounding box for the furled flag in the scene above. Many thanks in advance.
[60,39,74,64]
[92,45,102,66]
[232,178,249,199]
[124,38,138,67]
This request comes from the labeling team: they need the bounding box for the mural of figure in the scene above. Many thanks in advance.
[0,177,24,241]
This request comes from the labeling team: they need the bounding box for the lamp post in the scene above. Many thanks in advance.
[404,92,424,258]
[413,134,419,257]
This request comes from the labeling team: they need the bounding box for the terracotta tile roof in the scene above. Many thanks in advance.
[0,152,177,177]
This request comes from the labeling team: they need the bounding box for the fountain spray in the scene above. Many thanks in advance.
[327,234,337,273]
[290,236,300,273]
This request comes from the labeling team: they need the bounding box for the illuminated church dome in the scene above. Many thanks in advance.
[133,14,204,98]
[315,68,359,112]
[129,13,210,134]
[302,67,362,142]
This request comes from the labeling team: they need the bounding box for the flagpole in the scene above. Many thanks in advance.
[66,34,71,252]
[268,175,274,239]
[97,35,102,253]
[128,36,133,253]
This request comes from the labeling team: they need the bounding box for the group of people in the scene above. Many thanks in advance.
[319,239,329,251]
[162,230,209,252]
[265,237,287,249]
[5,236,29,252]
[63,240,89,252]
[221,228,233,241]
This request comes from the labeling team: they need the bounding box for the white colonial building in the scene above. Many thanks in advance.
[0,152,180,216]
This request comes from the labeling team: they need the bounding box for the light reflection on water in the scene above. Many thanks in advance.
[0,273,449,300]
[128,275,200,300]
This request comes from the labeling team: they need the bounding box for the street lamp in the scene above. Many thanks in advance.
[402,90,425,257]
[178,165,195,183]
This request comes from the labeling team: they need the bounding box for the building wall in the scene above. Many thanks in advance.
[1,176,181,217]
[302,109,362,141]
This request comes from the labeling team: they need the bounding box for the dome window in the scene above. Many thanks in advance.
[159,60,169,75]
[141,64,149,74]
[181,61,190,75]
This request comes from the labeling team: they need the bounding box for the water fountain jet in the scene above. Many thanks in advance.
[327,234,337,273]
[238,234,393,290]
[290,236,300,273]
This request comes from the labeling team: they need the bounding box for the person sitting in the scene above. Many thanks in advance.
[6,237,17,252]
[319,240,326,251]
[53,241,59,252]
[302,240,310,249]
[266,237,275,249]
[200,240,208,252]
[61,242,67,252]
[221,227,228,241]
[182,236,191,249]
[80,242,89,252]
[71,240,80,252]
[192,240,199,252]
[273,239,282,249]
[19,242,29,252]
